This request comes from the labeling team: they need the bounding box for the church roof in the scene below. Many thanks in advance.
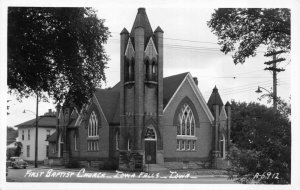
[163,72,189,107]
[130,8,153,40]
[94,72,189,125]
[94,89,120,125]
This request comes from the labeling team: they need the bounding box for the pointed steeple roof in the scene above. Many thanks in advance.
[130,8,153,39]
[207,85,224,114]
[154,26,164,33]
[120,27,129,35]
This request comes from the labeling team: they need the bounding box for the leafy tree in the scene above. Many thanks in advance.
[228,99,291,184]
[14,142,23,157]
[8,7,110,107]
[207,8,290,64]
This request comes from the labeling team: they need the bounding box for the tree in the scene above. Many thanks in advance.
[207,8,290,64]
[14,142,23,157]
[8,7,110,107]
[228,100,291,184]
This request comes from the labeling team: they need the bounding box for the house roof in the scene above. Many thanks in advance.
[15,116,56,129]
[94,72,189,125]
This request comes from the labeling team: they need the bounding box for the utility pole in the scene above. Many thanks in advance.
[35,92,39,168]
[264,50,285,111]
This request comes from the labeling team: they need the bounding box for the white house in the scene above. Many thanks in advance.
[15,109,56,162]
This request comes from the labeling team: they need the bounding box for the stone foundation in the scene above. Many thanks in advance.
[164,160,211,170]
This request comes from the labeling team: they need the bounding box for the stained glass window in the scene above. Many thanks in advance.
[88,111,98,137]
[178,104,195,136]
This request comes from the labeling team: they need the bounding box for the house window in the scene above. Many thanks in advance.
[26,145,30,157]
[177,104,196,136]
[22,130,24,141]
[87,140,99,151]
[28,129,30,140]
[74,135,78,151]
[88,111,98,137]
[46,145,49,157]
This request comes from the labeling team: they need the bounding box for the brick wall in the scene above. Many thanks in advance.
[68,99,110,162]
[162,78,213,160]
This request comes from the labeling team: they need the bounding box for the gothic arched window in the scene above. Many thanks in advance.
[177,104,195,136]
[125,59,129,82]
[130,59,135,81]
[152,61,157,81]
[176,103,197,151]
[145,60,150,81]
[116,131,120,150]
[88,111,98,137]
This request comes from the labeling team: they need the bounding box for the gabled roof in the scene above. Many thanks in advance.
[93,72,191,125]
[15,116,56,129]
[163,72,215,124]
[94,89,120,124]
[163,72,189,107]
[130,8,153,39]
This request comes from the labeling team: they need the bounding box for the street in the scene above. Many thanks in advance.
[6,166,235,184]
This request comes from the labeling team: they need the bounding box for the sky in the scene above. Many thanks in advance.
[3,1,293,127]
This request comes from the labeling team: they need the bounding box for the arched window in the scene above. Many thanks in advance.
[176,103,197,151]
[220,134,226,159]
[144,126,156,140]
[145,60,150,81]
[116,131,120,150]
[130,59,135,81]
[124,59,129,82]
[88,111,98,137]
[177,104,195,136]
[128,139,132,151]
[152,62,157,81]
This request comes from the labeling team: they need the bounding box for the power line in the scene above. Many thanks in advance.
[203,80,273,93]
[110,32,219,45]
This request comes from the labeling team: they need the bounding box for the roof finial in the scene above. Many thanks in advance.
[138,7,146,13]
[213,85,218,92]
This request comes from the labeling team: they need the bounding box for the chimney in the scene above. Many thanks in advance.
[48,109,52,114]
[193,77,198,86]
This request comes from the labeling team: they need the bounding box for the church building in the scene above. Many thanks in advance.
[47,8,231,170]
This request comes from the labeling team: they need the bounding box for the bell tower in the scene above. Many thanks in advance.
[119,8,164,166]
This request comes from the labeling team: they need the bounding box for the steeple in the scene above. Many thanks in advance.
[130,8,153,40]
[207,85,224,114]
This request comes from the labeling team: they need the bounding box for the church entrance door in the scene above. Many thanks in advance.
[145,140,156,164]
[144,126,157,164]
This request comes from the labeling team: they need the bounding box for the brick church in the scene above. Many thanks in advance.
[47,8,231,170]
